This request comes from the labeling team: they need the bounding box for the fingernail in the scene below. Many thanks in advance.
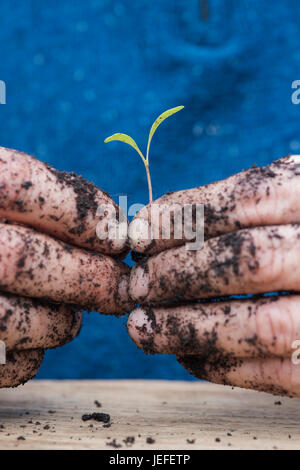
[129,264,149,301]
[107,219,128,251]
[118,273,135,312]
[127,307,154,349]
[128,218,152,251]
[96,211,128,253]
[118,273,129,299]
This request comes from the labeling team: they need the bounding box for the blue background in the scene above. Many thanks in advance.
[0,0,299,379]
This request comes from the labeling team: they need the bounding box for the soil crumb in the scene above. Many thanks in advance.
[106,438,122,448]
[81,412,110,423]
[123,436,135,445]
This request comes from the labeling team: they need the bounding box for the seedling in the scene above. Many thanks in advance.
[104,106,184,203]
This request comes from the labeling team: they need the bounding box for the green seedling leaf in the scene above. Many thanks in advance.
[146,105,184,163]
[104,106,185,204]
[104,133,145,164]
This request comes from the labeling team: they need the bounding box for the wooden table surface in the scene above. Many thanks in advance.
[0,380,299,450]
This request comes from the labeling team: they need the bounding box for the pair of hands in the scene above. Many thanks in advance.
[1,147,300,397]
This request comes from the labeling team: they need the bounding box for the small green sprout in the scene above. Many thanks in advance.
[104,105,184,203]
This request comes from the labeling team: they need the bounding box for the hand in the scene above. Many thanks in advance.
[127,156,300,397]
[0,146,134,387]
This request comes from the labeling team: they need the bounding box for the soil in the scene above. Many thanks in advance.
[186,439,195,444]
[123,436,135,445]
[146,437,155,444]
[81,413,110,423]
[106,438,122,448]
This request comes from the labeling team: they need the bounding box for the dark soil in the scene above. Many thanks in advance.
[106,438,122,448]
[81,412,110,423]
[123,436,135,445]
[146,437,155,444]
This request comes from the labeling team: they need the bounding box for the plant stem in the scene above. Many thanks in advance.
[145,163,153,203]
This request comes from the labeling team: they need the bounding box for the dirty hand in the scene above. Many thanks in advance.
[128,156,300,397]
[0,147,134,387]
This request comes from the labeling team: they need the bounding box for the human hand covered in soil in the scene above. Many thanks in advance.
[0,146,134,387]
[128,156,300,397]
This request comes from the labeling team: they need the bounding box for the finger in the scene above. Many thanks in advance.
[0,349,44,388]
[0,147,127,255]
[0,292,82,350]
[177,356,300,397]
[128,296,300,357]
[130,224,300,303]
[129,155,300,254]
[0,223,134,314]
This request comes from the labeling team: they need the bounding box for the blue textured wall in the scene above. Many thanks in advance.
[0,0,299,379]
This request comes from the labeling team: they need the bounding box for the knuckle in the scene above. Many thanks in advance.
[0,226,26,284]
[238,192,264,227]
[0,148,32,210]
[258,357,293,394]
[272,359,293,391]
[255,306,276,352]
[249,228,285,288]
[255,301,293,355]
[236,164,279,226]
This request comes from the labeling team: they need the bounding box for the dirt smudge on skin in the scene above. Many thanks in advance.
[45,164,99,235]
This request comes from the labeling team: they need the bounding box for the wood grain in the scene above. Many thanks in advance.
[0,380,299,449]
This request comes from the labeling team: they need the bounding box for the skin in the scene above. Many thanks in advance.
[128,155,300,397]
[0,147,134,388]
